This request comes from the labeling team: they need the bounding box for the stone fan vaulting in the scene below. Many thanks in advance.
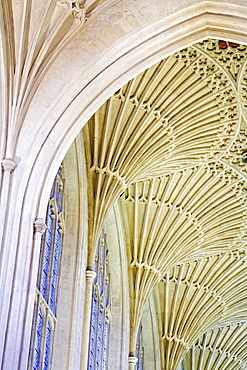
[181,321,247,369]
[83,40,240,267]
[2,1,247,370]
[83,39,247,368]
[154,250,247,369]
[121,163,247,354]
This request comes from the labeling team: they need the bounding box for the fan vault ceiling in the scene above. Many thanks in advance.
[83,39,247,368]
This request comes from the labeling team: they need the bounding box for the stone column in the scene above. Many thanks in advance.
[18,218,47,368]
[7,218,46,369]
[0,216,47,369]
[80,269,96,370]
[129,355,138,370]
[32,217,47,278]
[0,158,16,255]
[0,158,16,365]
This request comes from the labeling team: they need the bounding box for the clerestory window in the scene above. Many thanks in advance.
[29,167,64,370]
[136,324,144,370]
[88,230,111,370]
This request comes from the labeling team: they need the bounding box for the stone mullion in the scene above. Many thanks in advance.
[26,219,47,369]
[32,291,57,370]
[28,292,42,370]
[80,269,97,370]
[38,302,49,370]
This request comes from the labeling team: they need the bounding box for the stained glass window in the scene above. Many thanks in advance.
[136,325,144,370]
[29,167,64,370]
[32,308,43,370]
[43,321,52,370]
[88,230,110,370]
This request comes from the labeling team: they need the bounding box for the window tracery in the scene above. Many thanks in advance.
[88,230,110,370]
[29,167,64,370]
[136,325,144,370]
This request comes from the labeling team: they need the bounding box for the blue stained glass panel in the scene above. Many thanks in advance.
[94,254,98,281]
[95,308,103,370]
[104,277,109,306]
[99,267,103,294]
[50,187,55,199]
[40,207,54,299]
[88,293,98,370]
[30,167,64,370]
[136,325,144,370]
[56,186,62,213]
[88,231,110,370]
[138,353,144,370]
[33,308,43,370]
[57,166,62,178]
[49,222,61,313]
[43,321,51,370]
[102,320,109,370]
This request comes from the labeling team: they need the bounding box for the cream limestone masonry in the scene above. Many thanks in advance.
[1,1,247,370]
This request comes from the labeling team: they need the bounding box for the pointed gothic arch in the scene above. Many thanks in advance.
[1,1,247,369]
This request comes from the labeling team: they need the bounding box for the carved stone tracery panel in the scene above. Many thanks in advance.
[82,39,247,365]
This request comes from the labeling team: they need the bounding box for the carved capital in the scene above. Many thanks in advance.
[34,218,47,234]
[1,158,16,173]
[128,356,138,365]
[57,0,85,20]
[86,269,97,281]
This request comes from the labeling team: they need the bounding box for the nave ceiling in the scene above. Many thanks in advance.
[181,321,247,369]
[82,39,247,368]
[2,2,247,370]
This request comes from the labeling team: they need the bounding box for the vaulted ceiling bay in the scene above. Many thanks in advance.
[82,39,247,369]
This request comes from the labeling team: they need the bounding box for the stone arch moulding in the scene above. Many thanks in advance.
[3,1,247,369]
[12,1,247,216]
[24,0,247,217]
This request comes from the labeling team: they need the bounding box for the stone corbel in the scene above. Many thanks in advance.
[34,218,47,235]
[1,158,16,173]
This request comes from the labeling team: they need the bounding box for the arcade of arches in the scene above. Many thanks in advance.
[1,1,247,370]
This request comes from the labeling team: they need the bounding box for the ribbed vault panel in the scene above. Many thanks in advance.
[194,40,247,124]
[195,40,247,82]
[155,251,247,370]
[222,129,247,179]
[121,163,247,348]
[181,322,247,370]
[83,43,240,263]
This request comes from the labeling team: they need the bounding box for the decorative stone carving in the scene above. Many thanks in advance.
[84,45,243,268]
[128,355,138,370]
[33,218,47,234]
[155,251,247,370]
[1,158,16,173]
[57,0,105,20]
[122,163,247,354]
[182,322,247,369]
[82,39,247,363]
[57,0,85,20]
[86,269,97,281]
[176,46,239,159]
[196,39,247,81]
[221,129,247,178]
